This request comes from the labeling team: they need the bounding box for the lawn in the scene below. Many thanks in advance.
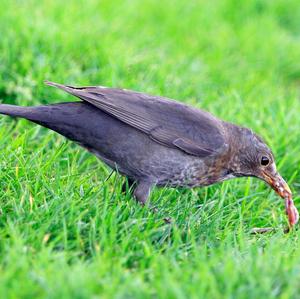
[0,0,300,298]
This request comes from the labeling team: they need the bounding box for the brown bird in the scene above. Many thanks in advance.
[0,81,298,226]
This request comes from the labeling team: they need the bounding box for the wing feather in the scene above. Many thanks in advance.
[45,81,226,157]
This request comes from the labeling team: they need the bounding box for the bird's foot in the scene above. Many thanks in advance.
[149,206,172,224]
[130,180,172,224]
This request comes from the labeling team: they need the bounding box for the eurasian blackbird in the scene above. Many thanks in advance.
[0,81,298,226]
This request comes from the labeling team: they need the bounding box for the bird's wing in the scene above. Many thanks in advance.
[45,81,226,157]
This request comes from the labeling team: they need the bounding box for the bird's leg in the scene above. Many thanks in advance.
[121,178,136,194]
[133,181,171,223]
[133,180,153,205]
[121,178,152,204]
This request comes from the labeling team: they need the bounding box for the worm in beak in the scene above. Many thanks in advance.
[262,171,299,227]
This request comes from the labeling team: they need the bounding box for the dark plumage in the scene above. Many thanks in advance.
[0,81,298,225]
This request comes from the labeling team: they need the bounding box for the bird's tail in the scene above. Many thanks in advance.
[0,104,35,119]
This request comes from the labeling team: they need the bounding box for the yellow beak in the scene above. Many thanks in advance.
[262,171,298,227]
[262,171,291,199]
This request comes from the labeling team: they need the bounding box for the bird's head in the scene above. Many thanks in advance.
[229,127,291,200]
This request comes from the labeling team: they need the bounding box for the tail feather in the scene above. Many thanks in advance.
[0,104,34,119]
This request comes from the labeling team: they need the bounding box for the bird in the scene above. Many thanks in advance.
[0,81,298,226]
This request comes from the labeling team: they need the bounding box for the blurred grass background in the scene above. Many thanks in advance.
[0,0,300,298]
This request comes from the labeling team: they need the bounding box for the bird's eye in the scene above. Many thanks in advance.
[261,156,270,166]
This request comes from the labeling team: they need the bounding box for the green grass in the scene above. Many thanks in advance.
[0,0,300,298]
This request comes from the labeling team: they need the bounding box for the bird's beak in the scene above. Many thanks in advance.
[261,171,292,199]
[261,170,299,227]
